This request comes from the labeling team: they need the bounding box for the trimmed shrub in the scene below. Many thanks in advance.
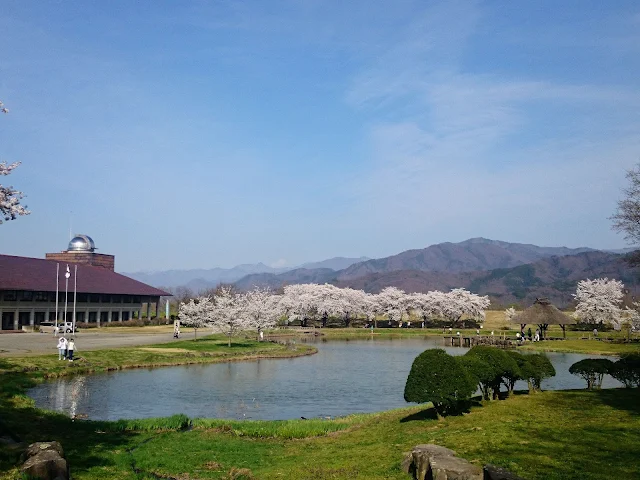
[465,346,520,399]
[569,358,614,390]
[458,355,495,400]
[404,349,476,415]
[610,353,640,388]
[519,353,556,392]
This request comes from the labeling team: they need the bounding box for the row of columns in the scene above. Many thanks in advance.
[0,307,143,330]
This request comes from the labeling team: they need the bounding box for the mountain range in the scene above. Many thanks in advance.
[124,256,369,290]
[124,238,639,308]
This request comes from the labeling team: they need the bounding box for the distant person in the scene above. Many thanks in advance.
[174,321,181,339]
[527,328,532,341]
[534,329,540,342]
[421,321,425,329]
[259,329,264,341]
[67,339,76,361]
[57,336,67,360]
[593,328,598,338]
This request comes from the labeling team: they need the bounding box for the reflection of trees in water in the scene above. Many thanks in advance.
[51,376,87,418]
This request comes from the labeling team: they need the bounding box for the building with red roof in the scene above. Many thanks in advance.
[0,235,170,330]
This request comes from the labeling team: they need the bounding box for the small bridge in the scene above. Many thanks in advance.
[443,335,515,348]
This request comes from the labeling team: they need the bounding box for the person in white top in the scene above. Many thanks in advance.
[57,337,67,360]
[67,339,76,361]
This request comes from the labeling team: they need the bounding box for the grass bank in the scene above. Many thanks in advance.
[2,387,639,479]
[0,335,315,381]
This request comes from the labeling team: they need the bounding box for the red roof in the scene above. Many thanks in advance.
[0,255,170,297]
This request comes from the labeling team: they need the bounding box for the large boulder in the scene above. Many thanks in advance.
[21,441,68,480]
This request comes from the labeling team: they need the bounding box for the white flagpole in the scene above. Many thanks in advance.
[64,265,70,338]
[72,265,77,336]
[55,263,59,335]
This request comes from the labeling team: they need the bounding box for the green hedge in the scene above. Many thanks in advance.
[569,358,614,390]
[404,349,476,415]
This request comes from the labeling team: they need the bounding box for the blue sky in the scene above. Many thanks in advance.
[1,0,639,272]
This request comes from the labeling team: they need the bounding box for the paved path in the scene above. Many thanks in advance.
[0,331,176,357]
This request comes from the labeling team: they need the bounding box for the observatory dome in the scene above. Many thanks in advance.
[68,234,96,252]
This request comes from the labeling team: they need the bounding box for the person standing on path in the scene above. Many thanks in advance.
[67,339,76,361]
[57,337,67,360]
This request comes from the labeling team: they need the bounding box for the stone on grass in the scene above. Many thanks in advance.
[483,464,526,480]
[429,455,483,480]
[21,441,68,480]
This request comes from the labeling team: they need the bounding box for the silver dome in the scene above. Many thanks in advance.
[68,234,96,252]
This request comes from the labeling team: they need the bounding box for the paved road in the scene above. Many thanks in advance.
[0,331,176,357]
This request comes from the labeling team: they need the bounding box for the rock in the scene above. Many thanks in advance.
[412,445,457,480]
[483,464,526,480]
[21,441,68,480]
[430,455,483,480]
[23,441,65,460]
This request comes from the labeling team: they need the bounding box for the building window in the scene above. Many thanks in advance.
[77,293,88,303]
[101,294,111,303]
[88,312,98,323]
[34,292,49,302]
[100,311,109,323]
[3,291,17,301]
[35,312,45,325]
[89,294,100,303]
[122,311,130,321]
[123,295,132,303]
[111,311,120,322]
[19,291,33,301]
[132,296,141,304]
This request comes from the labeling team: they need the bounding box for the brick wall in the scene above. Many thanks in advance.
[45,252,115,271]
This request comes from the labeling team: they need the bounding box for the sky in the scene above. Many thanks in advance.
[1,0,639,272]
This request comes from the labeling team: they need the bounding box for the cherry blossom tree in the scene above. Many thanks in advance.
[573,278,624,329]
[377,287,409,326]
[439,288,490,326]
[210,286,253,346]
[281,284,320,327]
[626,303,640,333]
[241,287,282,339]
[504,307,517,323]
[178,296,215,339]
[362,292,382,328]
[1,102,29,224]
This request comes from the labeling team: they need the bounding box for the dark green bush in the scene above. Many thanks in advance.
[465,346,520,399]
[519,353,556,392]
[458,355,494,400]
[404,349,476,415]
[569,358,614,390]
[610,353,640,388]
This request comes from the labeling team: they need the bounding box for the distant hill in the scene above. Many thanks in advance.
[234,268,337,291]
[299,256,370,271]
[336,237,594,281]
[124,257,367,289]
[334,251,640,308]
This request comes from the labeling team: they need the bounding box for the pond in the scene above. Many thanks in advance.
[27,337,622,421]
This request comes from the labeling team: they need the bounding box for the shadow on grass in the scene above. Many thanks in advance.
[400,407,439,422]
[594,388,640,415]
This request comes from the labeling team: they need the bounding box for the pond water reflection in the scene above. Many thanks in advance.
[27,337,622,421]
